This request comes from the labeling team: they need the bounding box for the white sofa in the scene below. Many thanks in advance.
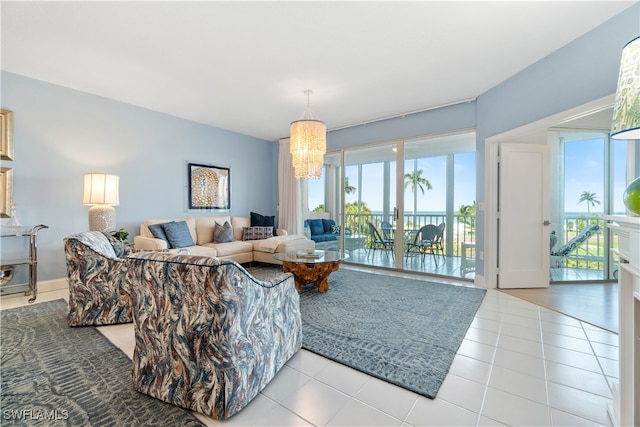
[133,216,314,265]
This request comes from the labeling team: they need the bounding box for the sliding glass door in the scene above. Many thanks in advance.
[403,134,476,276]
[342,144,398,269]
[311,132,476,280]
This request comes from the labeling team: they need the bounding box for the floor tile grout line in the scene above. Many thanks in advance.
[580,319,616,397]
[538,305,554,426]
[474,304,500,426]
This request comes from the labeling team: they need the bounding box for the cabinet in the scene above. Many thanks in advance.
[604,216,639,427]
[0,224,48,303]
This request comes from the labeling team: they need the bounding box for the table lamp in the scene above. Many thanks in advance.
[83,173,119,232]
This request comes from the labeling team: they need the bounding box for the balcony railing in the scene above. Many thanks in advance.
[341,212,615,275]
[343,212,475,258]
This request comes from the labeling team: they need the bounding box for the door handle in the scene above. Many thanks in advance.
[543,221,551,226]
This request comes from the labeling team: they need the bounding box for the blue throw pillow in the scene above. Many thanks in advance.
[148,222,171,244]
[214,221,235,243]
[308,219,324,236]
[162,221,195,249]
[322,219,336,233]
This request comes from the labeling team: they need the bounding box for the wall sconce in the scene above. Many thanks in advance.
[290,90,326,179]
[83,173,119,232]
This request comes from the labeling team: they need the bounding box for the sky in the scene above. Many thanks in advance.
[563,136,627,214]
[309,134,629,215]
[309,152,476,213]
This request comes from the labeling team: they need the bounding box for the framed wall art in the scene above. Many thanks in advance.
[1,109,14,161]
[187,162,230,210]
[1,167,13,218]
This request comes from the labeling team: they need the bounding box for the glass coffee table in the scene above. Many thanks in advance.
[273,250,349,293]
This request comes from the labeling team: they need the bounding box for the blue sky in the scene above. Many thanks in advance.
[309,152,476,213]
[564,136,626,214]
[309,135,629,215]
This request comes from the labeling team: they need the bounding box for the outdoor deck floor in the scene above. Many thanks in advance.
[342,246,609,283]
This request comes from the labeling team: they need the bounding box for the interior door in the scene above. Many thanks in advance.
[498,143,550,288]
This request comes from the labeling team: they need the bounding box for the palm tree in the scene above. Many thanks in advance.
[404,169,432,228]
[578,191,600,215]
[403,170,432,195]
[344,177,356,195]
[457,202,476,237]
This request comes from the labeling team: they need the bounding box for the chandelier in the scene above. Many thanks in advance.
[290,90,326,179]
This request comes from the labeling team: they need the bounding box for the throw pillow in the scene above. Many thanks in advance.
[242,226,273,241]
[162,221,195,248]
[250,211,275,235]
[307,219,324,236]
[323,219,336,233]
[103,233,128,258]
[330,224,341,234]
[148,222,171,244]
[214,221,235,243]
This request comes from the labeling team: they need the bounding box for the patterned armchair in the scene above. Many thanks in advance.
[64,231,132,326]
[126,251,302,420]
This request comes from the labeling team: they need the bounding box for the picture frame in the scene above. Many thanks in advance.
[187,162,230,210]
[1,109,14,161]
[1,167,13,218]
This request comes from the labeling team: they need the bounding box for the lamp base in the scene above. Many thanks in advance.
[623,176,640,216]
[88,205,116,232]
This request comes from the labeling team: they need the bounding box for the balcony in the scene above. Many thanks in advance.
[329,212,616,282]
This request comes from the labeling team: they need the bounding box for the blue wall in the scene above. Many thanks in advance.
[327,100,477,149]
[0,71,278,282]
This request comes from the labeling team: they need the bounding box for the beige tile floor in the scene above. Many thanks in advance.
[1,268,619,426]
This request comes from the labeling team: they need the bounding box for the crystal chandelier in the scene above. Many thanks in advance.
[290,90,326,179]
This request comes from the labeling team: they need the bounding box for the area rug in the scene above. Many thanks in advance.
[249,265,486,399]
[1,299,204,426]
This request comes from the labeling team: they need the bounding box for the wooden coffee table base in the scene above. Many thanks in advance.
[281,260,341,293]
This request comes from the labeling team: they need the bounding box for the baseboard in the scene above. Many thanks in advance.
[473,273,492,289]
[39,278,68,292]
[1,278,67,302]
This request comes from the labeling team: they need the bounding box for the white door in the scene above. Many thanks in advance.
[498,143,550,288]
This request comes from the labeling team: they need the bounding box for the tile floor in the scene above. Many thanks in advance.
[1,267,619,427]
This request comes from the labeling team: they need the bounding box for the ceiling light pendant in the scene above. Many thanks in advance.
[290,90,326,179]
[611,36,640,140]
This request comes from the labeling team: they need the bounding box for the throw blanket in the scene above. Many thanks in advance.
[259,235,304,252]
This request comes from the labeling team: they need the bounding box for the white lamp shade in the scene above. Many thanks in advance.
[611,36,640,140]
[83,173,119,206]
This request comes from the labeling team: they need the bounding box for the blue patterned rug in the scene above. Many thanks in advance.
[1,299,204,426]
[297,268,486,399]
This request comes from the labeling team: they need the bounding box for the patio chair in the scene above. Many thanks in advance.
[434,222,446,261]
[405,224,439,266]
[367,222,394,259]
[381,221,394,241]
[550,223,600,268]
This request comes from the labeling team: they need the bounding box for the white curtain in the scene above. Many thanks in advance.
[278,139,304,235]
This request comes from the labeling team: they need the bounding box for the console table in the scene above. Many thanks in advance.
[0,224,48,303]
[604,216,639,427]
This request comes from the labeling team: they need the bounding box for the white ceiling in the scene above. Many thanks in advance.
[1,1,635,142]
